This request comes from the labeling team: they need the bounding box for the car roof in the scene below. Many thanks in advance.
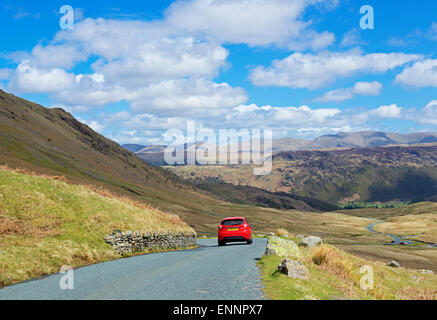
[222,217,245,221]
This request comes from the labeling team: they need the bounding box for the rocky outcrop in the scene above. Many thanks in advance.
[104,231,197,255]
[264,236,300,258]
[299,236,322,248]
[278,258,310,280]
[386,261,401,268]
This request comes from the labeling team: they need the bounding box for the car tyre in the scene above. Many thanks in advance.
[218,240,226,246]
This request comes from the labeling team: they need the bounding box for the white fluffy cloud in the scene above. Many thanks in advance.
[417,100,437,125]
[29,44,88,69]
[353,81,383,95]
[92,38,229,87]
[0,68,11,80]
[8,18,244,115]
[395,59,437,88]
[249,50,421,89]
[164,0,336,49]
[10,61,75,93]
[130,78,248,116]
[340,28,365,47]
[5,0,340,115]
[54,83,130,107]
[369,104,403,119]
[316,81,383,102]
[225,104,344,130]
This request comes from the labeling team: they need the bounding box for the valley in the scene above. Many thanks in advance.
[0,89,436,291]
[168,145,437,203]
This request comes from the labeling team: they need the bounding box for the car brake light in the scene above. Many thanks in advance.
[219,225,223,230]
[243,223,248,228]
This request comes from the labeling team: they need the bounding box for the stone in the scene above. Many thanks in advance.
[278,258,310,280]
[264,236,300,258]
[299,236,322,248]
[104,230,197,254]
[297,235,304,239]
[386,261,401,268]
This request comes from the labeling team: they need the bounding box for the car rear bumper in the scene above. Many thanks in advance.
[219,234,251,242]
[222,236,249,243]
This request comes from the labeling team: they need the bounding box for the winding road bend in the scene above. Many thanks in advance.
[0,238,267,300]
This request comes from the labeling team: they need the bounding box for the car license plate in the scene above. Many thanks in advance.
[227,228,239,231]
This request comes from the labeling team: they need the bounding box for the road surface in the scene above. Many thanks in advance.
[0,238,267,300]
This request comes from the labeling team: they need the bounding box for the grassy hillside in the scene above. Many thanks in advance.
[189,179,339,212]
[169,146,437,203]
[259,241,437,300]
[0,168,194,287]
[0,90,330,216]
[0,89,197,203]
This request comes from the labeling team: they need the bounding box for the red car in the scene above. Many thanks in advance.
[218,217,253,246]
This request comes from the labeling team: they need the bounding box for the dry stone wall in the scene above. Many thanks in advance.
[104,231,197,254]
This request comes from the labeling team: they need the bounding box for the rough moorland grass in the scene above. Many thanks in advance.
[258,243,437,300]
[275,228,293,238]
[373,213,437,244]
[0,168,194,287]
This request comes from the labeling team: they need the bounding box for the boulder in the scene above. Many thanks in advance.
[264,236,300,258]
[299,236,322,248]
[386,261,401,268]
[278,258,310,280]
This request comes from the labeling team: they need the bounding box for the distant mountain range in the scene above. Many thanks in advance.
[274,131,437,151]
[123,131,437,166]
[170,144,437,204]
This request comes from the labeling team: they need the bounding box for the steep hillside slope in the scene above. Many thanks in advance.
[191,180,339,212]
[0,89,182,193]
[0,168,194,287]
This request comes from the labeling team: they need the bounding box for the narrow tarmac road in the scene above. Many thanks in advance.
[0,238,267,300]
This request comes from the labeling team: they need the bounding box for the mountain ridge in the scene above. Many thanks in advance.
[124,131,437,166]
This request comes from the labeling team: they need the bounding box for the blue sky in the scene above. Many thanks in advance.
[1,0,437,145]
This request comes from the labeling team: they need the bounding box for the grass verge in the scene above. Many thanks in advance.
[258,242,437,300]
[0,168,195,287]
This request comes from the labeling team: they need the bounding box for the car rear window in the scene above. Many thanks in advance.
[222,219,244,226]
